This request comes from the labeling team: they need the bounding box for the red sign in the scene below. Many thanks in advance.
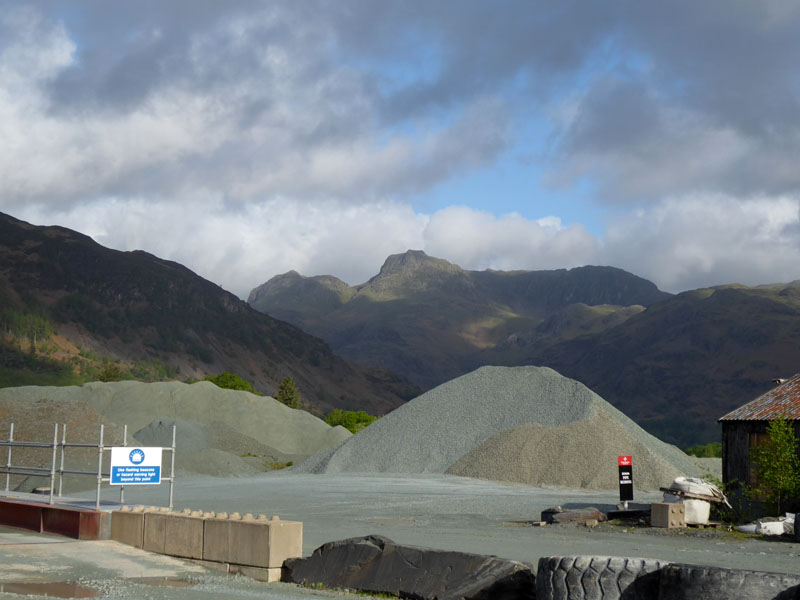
[618,456,632,467]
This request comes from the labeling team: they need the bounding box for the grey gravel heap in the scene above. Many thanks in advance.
[294,366,701,490]
[0,381,351,480]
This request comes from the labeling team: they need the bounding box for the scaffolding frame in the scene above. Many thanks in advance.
[0,423,176,510]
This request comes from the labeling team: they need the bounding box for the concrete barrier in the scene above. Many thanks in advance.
[142,508,171,554]
[203,513,302,569]
[110,507,145,548]
[164,511,205,560]
[112,507,301,582]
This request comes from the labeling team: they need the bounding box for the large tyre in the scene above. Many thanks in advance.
[536,556,665,600]
[658,563,800,600]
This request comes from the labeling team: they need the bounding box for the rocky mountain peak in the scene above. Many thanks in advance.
[375,250,462,277]
[363,250,469,296]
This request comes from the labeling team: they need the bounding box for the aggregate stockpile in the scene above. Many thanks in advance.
[295,366,701,490]
[0,381,351,482]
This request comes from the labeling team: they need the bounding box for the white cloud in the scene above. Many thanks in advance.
[4,2,800,300]
[0,4,510,212]
[14,194,800,300]
[422,206,599,272]
[601,195,800,291]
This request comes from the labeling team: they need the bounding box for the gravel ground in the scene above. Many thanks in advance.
[90,472,800,575]
[0,527,384,600]
[4,471,799,600]
[295,366,702,490]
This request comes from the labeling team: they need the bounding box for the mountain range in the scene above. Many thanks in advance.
[249,250,669,389]
[0,213,416,416]
[250,251,800,446]
[4,210,797,448]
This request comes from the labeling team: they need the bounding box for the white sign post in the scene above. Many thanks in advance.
[110,447,162,485]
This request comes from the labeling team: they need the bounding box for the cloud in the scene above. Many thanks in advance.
[601,195,800,291]
[4,1,800,209]
[3,1,800,299]
[18,197,428,297]
[546,3,800,200]
[423,206,598,272]
[0,2,512,212]
[16,193,800,299]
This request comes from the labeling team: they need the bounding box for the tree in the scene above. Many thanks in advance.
[750,416,800,515]
[325,409,378,434]
[97,362,124,382]
[276,376,300,409]
[204,371,257,394]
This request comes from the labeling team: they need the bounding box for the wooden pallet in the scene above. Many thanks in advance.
[659,487,725,504]
[686,521,723,529]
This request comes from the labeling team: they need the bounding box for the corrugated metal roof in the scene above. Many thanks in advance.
[719,373,800,421]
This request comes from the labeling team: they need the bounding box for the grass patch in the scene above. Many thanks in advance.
[266,461,294,470]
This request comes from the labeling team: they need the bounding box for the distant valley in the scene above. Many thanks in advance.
[250,251,800,447]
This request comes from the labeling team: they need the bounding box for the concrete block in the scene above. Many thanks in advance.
[652,502,685,529]
[202,515,302,568]
[142,511,168,554]
[229,517,303,568]
[111,511,145,548]
[266,518,303,568]
[202,517,232,564]
[164,513,205,560]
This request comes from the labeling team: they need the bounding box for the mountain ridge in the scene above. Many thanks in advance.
[0,212,418,416]
[249,251,671,389]
[249,251,800,446]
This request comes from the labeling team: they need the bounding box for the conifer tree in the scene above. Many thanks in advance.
[276,376,301,409]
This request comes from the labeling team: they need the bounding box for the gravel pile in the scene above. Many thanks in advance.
[0,381,350,482]
[294,366,701,490]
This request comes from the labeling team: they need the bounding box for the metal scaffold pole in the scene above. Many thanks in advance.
[4,423,12,492]
[49,424,58,506]
[58,423,66,498]
[95,424,104,510]
[168,424,176,510]
[120,424,127,505]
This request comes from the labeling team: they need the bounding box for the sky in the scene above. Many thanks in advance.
[2,1,800,298]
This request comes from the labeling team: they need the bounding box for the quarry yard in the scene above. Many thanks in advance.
[2,473,800,600]
[94,472,800,576]
[2,367,799,598]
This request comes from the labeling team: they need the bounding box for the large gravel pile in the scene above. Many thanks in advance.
[294,366,702,490]
[0,381,351,483]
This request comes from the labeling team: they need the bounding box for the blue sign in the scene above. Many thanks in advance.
[110,447,162,485]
